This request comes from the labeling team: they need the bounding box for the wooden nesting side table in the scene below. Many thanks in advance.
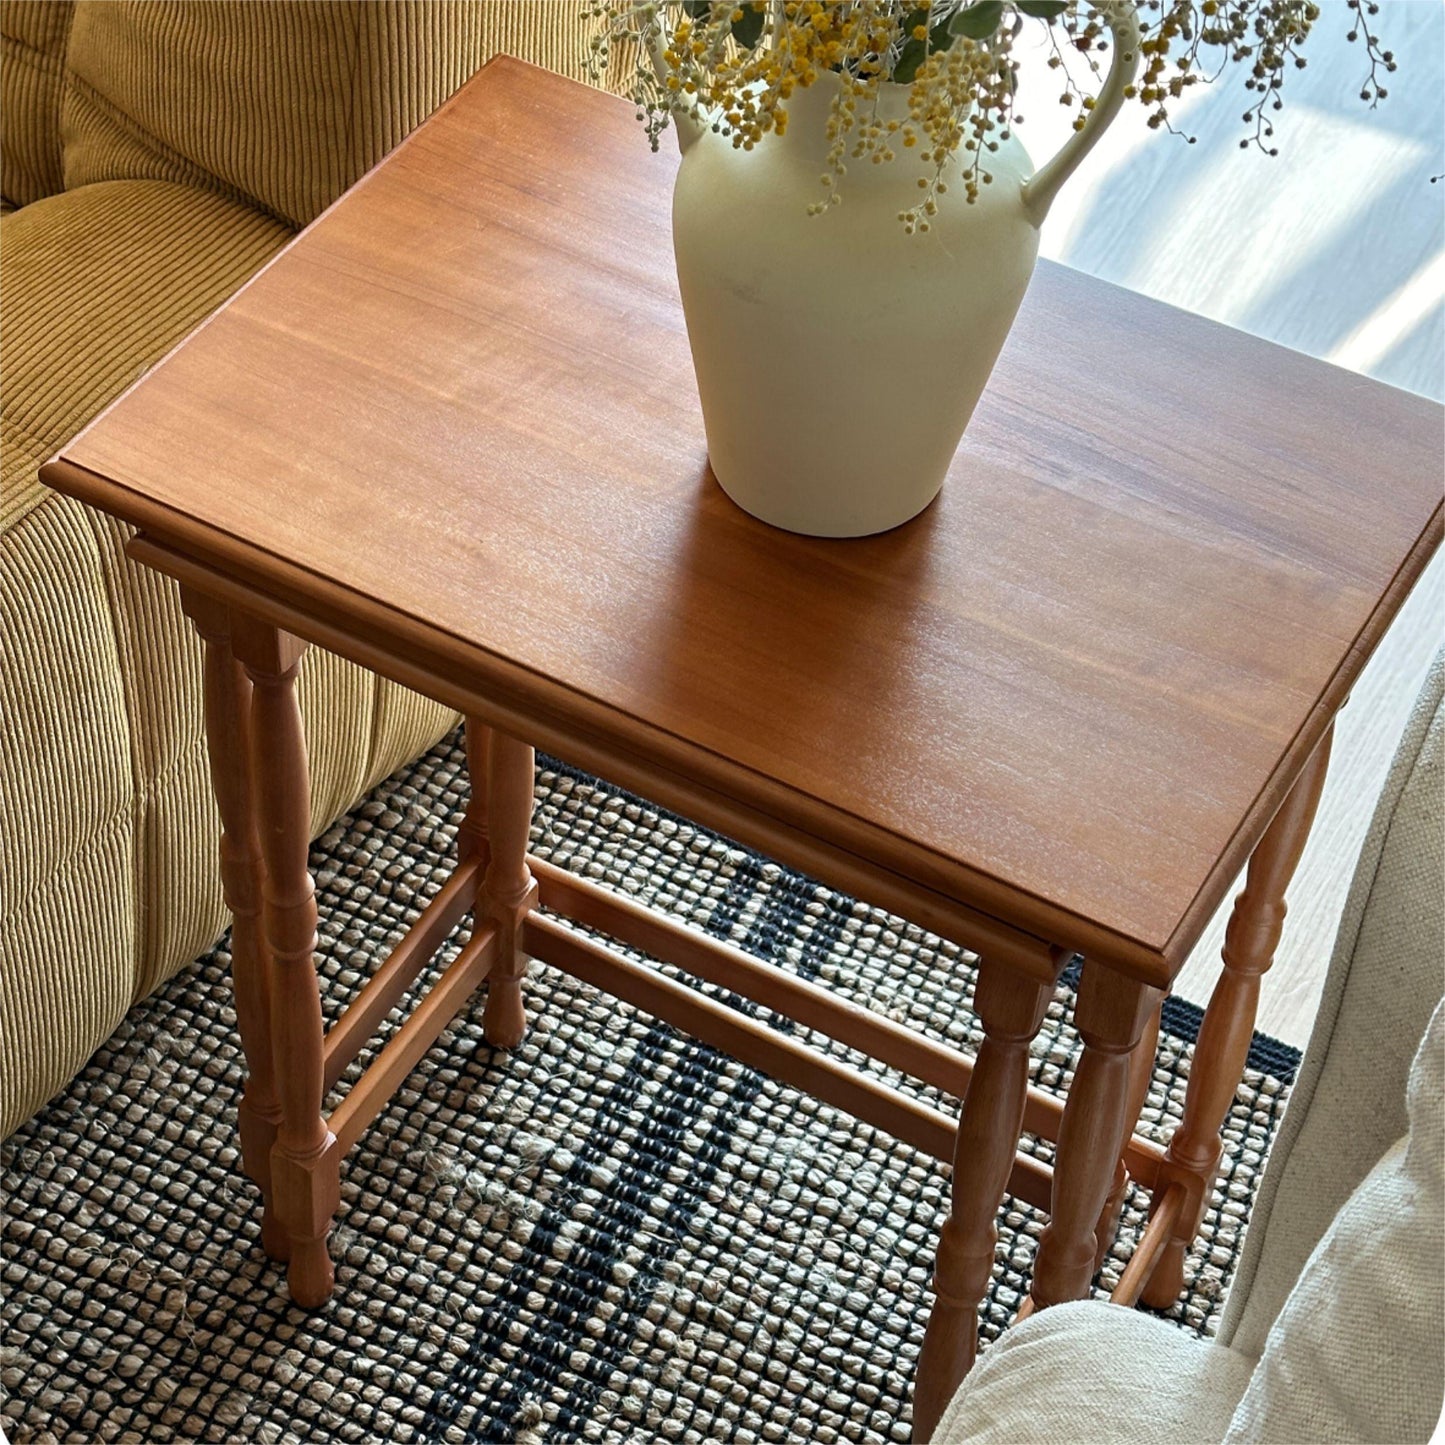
[43,59,1442,1440]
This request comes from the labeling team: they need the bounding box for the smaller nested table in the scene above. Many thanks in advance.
[44,59,1442,1441]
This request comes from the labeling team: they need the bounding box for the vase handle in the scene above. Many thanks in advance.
[1020,0,1140,226]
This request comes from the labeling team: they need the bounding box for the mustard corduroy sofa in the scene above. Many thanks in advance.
[1,0,619,1138]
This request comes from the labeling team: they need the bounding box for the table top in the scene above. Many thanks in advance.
[45,58,1443,985]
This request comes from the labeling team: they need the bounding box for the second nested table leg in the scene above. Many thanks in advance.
[912,959,1053,1443]
[1031,963,1161,1311]
[182,589,287,1261]
[1094,994,1163,1272]
[1141,727,1333,1310]
[233,616,340,1309]
[480,729,538,1049]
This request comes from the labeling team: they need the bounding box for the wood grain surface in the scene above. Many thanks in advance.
[44,59,1443,985]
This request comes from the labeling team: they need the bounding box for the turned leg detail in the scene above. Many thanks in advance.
[459,718,493,873]
[1031,964,1160,1311]
[1094,994,1163,1273]
[182,589,288,1260]
[232,615,340,1309]
[912,960,1053,1442]
[1141,728,1333,1310]
[480,729,537,1049]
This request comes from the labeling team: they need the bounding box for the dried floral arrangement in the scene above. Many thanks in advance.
[585,0,1396,229]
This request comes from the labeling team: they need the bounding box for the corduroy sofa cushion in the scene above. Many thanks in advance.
[0,179,290,529]
[0,177,459,1131]
[59,0,607,228]
[0,0,73,207]
[1,0,637,1135]
[1,174,460,1132]
[2,488,138,1139]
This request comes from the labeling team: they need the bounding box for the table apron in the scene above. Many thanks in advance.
[129,533,1085,985]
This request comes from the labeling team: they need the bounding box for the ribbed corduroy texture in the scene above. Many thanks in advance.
[0,183,457,1127]
[0,184,295,1119]
[0,0,625,1135]
[61,0,607,228]
[0,0,73,207]
[1,493,136,1144]
[0,180,290,528]
[0,178,444,1134]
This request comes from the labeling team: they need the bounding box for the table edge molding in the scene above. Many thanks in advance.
[44,464,1167,979]
[1162,494,1444,965]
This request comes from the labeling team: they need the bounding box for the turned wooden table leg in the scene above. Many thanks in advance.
[480,729,537,1049]
[1141,728,1333,1310]
[1031,964,1161,1311]
[458,718,492,873]
[1094,994,1163,1272]
[232,615,340,1309]
[912,959,1053,1443]
[182,588,287,1261]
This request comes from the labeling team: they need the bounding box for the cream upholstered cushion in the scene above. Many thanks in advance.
[1221,998,1445,1445]
[932,1301,1254,1444]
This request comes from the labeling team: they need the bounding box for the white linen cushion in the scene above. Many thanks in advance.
[932,1300,1254,1445]
[1221,998,1445,1445]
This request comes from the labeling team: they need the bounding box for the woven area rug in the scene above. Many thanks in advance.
[2,727,1299,1445]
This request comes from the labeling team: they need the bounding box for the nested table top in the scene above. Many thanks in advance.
[45,59,1443,985]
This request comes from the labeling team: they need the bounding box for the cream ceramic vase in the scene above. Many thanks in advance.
[661,3,1139,537]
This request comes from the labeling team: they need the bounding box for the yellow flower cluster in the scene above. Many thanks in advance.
[584,1,1385,229]
[586,0,1023,230]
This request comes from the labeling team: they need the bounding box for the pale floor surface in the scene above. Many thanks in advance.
[1010,0,1444,1047]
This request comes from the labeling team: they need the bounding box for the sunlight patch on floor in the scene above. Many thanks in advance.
[1329,249,1445,375]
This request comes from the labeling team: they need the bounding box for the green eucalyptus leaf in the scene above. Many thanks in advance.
[731,1,766,49]
[1017,1,1070,19]
[681,0,711,19]
[951,1,1004,39]
[891,36,928,84]
[892,9,930,84]
[893,5,957,84]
